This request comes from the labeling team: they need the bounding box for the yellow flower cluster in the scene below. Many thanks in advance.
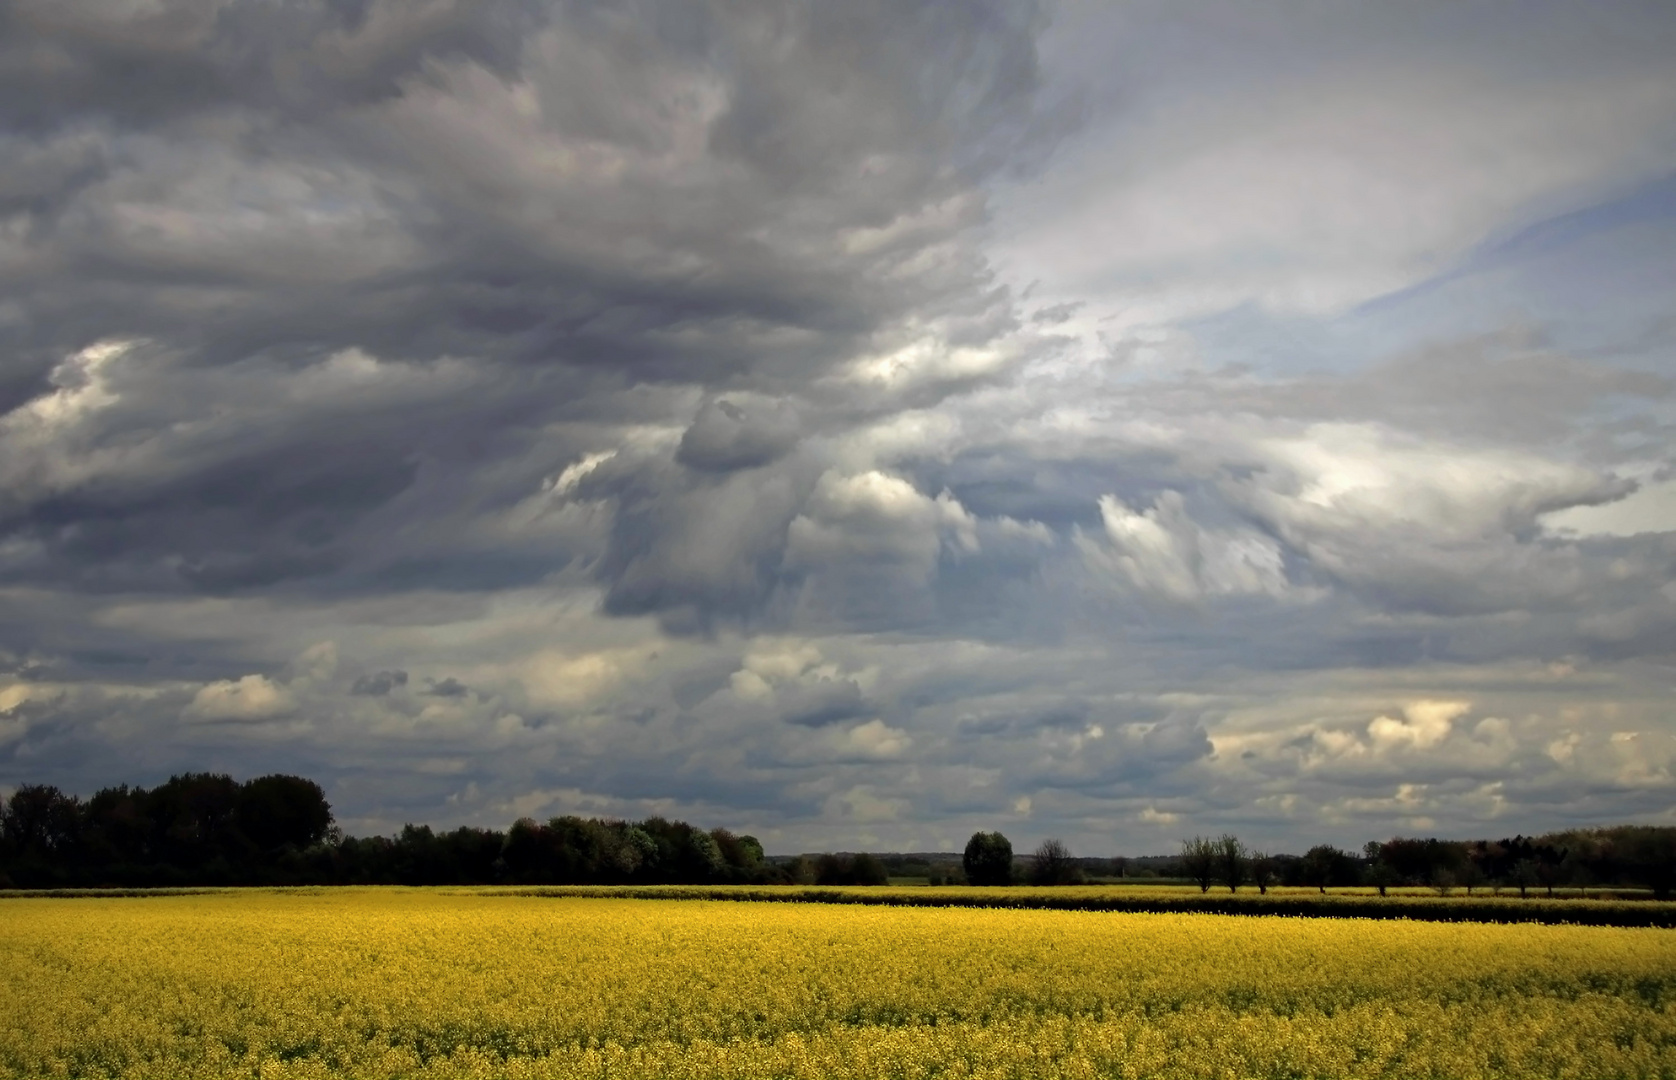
[2,888,1673,1078]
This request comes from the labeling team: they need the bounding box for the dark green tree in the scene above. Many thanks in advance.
[235,775,333,853]
[849,852,889,885]
[963,831,1014,886]
[1301,844,1356,894]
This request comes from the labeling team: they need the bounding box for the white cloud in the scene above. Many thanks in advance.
[183,675,296,723]
[844,718,911,759]
[1366,700,1469,752]
[1077,490,1287,602]
[786,471,978,573]
[1543,475,1676,538]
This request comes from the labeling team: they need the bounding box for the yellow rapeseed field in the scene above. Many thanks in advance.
[2,888,1674,1079]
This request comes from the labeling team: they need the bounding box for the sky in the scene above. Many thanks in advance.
[2,0,1675,856]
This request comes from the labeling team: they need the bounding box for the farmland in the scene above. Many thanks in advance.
[484,882,1676,927]
[4,889,1676,1078]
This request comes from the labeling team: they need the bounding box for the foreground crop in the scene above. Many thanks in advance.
[3,889,1674,1078]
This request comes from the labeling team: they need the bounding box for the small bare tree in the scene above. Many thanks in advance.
[1180,836,1218,893]
[1030,838,1080,886]
[1216,834,1248,893]
[1249,852,1276,894]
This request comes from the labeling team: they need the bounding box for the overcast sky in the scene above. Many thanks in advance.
[3,0,1675,855]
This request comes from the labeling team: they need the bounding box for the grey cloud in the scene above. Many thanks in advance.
[775,678,870,729]
[6,2,1676,854]
[0,0,1059,621]
[424,677,470,698]
[351,669,408,696]
[677,396,802,473]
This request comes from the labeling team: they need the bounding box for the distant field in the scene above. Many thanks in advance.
[4,889,1676,1078]
[484,881,1676,926]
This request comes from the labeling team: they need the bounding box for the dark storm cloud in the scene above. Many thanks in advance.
[5,0,1676,853]
[0,0,1063,623]
[676,396,801,473]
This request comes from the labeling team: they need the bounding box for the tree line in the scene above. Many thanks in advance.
[0,774,793,888]
[1171,831,1676,899]
[5,773,1673,896]
[962,829,1676,899]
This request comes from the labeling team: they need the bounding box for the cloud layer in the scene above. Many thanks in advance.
[3,0,1674,853]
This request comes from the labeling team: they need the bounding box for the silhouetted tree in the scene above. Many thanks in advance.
[850,852,889,885]
[1216,834,1247,893]
[236,775,333,853]
[813,853,888,885]
[1621,827,1676,901]
[1029,839,1080,886]
[1301,844,1356,894]
[963,831,1014,886]
[1,784,80,860]
[1367,860,1398,897]
[148,773,244,871]
[1180,836,1218,893]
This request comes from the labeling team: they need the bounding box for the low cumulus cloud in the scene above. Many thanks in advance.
[183,675,296,724]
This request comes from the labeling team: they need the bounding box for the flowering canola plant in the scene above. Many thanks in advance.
[2,888,1673,1078]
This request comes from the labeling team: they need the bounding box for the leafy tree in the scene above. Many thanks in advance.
[710,828,763,875]
[1179,836,1218,893]
[148,773,244,869]
[1,784,80,860]
[1509,859,1538,899]
[813,853,888,885]
[501,818,553,882]
[81,785,153,868]
[1301,844,1355,894]
[849,852,889,885]
[963,831,1014,886]
[1620,826,1676,901]
[620,825,659,877]
[1249,851,1276,895]
[1373,836,1467,887]
[236,775,333,853]
[1366,860,1398,897]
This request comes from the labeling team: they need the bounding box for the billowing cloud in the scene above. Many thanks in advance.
[184,675,295,723]
[1078,491,1288,603]
[2,0,1674,852]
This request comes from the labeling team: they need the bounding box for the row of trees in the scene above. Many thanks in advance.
[960,827,1676,898]
[0,775,788,888]
[1178,829,1676,899]
[1177,835,1360,895]
[6,774,1673,895]
[962,832,1086,886]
